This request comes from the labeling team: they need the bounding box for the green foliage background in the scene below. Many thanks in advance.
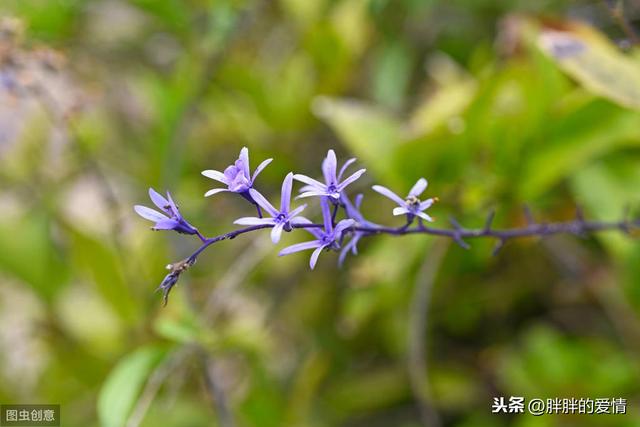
[1,0,640,426]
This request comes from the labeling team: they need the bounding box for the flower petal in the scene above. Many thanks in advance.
[148,188,170,211]
[165,191,180,217]
[298,185,315,193]
[279,240,323,256]
[239,147,250,178]
[337,168,366,191]
[288,204,307,218]
[290,216,312,225]
[372,185,406,206]
[338,236,358,267]
[320,197,333,233]
[201,169,229,184]
[204,188,229,197]
[271,223,285,243]
[409,178,428,197]
[416,211,434,222]
[393,207,409,216]
[337,158,356,182]
[135,205,168,222]
[296,190,327,199]
[280,172,294,213]
[249,189,278,217]
[234,217,276,226]
[334,218,355,236]
[152,218,179,230]
[309,246,326,269]
[419,198,434,211]
[351,234,361,255]
[322,149,337,184]
[251,158,273,183]
[304,226,324,240]
[293,174,325,189]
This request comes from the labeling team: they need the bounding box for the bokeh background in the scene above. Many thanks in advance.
[2,0,640,426]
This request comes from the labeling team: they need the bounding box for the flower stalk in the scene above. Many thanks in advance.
[135,147,640,305]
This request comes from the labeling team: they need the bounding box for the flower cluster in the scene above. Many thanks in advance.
[135,147,437,304]
[134,146,640,306]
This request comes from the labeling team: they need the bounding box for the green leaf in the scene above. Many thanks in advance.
[98,346,167,427]
[0,212,65,300]
[312,97,403,182]
[538,24,640,110]
[372,40,413,110]
[408,54,477,138]
[570,161,640,256]
[519,100,640,199]
[69,229,139,324]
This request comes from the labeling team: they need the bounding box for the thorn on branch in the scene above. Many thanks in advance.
[449,216,470,249]
[449,216,462,230]
[484,209,495,233]
[523,205,535,226]
[453,235,471,250]
[571,222,588,238]
[619,205,632,234]
[571,207,588,237]
[492,238,505,256]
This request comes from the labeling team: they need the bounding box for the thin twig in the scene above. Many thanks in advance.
[177,213,640,264]
[201,237,273,325]
[125,347,192,427]
[154,211,640,304]
[199,350,235,427]
[408,239,449,427]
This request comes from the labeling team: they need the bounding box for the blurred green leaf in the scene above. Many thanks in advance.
[538,24,640,110]
[520,101,640,199]
[0,211,65,300]
[372,40,412,110]
[408,54,477,137]
[325,366,410,416]
[69,229,138,324]
[313,97,403,182]
[98,346,167,427]
[500,325,639,397]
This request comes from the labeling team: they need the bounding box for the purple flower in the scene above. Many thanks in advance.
[293,149,366,199]
[372,178,436,222]
[202,147,273,197]
[134,188,199,235]
[279,197,355,269]
[341,193,378,228]
[234,173,311,243]
[338,193,378,266]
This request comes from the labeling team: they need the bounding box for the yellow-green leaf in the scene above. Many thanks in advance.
[538,24,640,110]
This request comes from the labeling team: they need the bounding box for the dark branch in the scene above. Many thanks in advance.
[187,215,640,264]
[154,213,639,305]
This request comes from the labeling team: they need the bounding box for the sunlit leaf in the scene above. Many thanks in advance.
[408,53,477,137]
[312,96,403,182]
[69,229,139,324]
[519,100,640,199]
[98,346,167,427]
[538,23,640,110]
[0,211,65,300]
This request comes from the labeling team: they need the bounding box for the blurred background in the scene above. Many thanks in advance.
[2,0,640,426]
